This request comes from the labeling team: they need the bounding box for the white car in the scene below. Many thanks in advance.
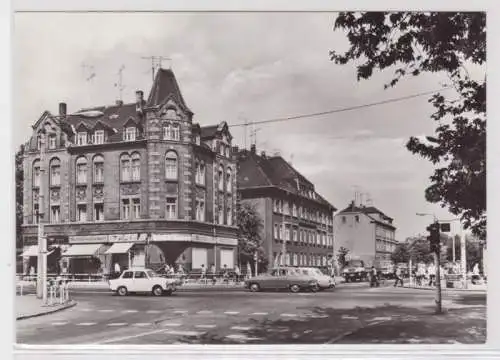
[109,268,177,296]
[297,267,335,290]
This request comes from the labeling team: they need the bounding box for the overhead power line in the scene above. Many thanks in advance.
[228,86,452,128]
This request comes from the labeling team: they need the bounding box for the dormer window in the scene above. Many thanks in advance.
[93,130,105,145]
[48,134,56,150]
[124,127,136,141]
[77,132,87,146]
[163,123,180,141]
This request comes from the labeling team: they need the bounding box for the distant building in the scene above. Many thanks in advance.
[334,201,398,268]
[20,68,238,276]
[237,146,336,269]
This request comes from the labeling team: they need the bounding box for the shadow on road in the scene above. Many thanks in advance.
[186,304,486,345]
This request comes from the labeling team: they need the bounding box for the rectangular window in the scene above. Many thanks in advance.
[218,206,224,224]
[94,203,104,222]
[121,159,130,181]
[50,165,60,186]
[132,198,140,219]
[94,162,104,183]
[279,224,283,240]
[218,170,224,191]
[77,132,87,146]
[285,226,290,241]
[121,199,130,220]
[226,204,232,225]
[77,204,87,222]
[33,203,39,224]
[50,205,60,223]
[48,135,56,149]
[284,202,289,215]
[33,166,41,187]
[166,197,177,219]
[298,206,302,218]
[124,127,136,141]
[37,136,42,150]
[293,229,298,242]
[273,200,278,213]
[93,130,105,144]
[77,163,87,184]
[132,158,140,181]
[274,223,278,238]
[165,158,177,179]
[196,198,205,222]
[292,204,297,217]
[172,125,180,141]
[195,136,200,145]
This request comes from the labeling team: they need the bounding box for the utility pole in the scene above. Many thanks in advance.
[427,220,442,314]
[141,56,172,82]
[36,133,48,303]
[460,227,467,289]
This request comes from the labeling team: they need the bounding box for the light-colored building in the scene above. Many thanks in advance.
[334,201,397,269]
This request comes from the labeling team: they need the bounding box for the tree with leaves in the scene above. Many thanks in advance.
[15,145,24,251]
[391,243,410,264]
[336,246,350,269]
[407,237,434,264]
[236,201,268,275]
[331,12,486,239]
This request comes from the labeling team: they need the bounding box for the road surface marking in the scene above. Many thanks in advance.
[195,324,217,329]
[76,322,97,326]
[80,309,92,312]
[224,311,240,315]
[107,323,128,327]
[165,330,204,337]
[99,309,114,312]
[133,323,152,327]
[280,313,298,317]
[173,310,188,314]
[98,328,168,344]
[146,310,161,314]
[51,322,68,326]
[231,326,252,331]
[226,334,262,341]
[251,312,269,316]
[341,315,358,320]
[123,310,138,313]
[196,310,213,314]
[370,316,392,321]
[161,323,182,327]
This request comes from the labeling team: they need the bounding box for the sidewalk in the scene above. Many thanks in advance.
[403,280,487,293]
[16,295,76,320]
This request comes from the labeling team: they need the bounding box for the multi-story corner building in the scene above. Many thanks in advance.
[20,68,238,275]
[236,146,336,270]
[334,201,398,269]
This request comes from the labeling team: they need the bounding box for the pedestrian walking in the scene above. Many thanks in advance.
[114,263,121,279]
[234,264,241,282]
[394,267,403,287]
[369,266,379,287]
[428,264,436,286]
[200,264,207,283]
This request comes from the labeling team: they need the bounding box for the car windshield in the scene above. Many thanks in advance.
[348,260,364,267]
[311,268,324,276]
[146,270,157,278]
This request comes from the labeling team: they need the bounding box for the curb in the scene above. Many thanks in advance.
[403,286,486,293]
[16,301,77,321]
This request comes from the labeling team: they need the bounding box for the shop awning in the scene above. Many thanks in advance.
[105,242,134,254]
[19,245,55,257]
[62,243,104,257]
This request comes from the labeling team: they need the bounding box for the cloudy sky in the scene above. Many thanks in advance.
[13,12,483,241]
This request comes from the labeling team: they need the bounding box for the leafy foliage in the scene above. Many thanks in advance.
[236,201,268,272]
[391,243,410,264]
[15,145,24,251]
[336,246,349,268]
[331,12,486,239]
[408,238,434,264]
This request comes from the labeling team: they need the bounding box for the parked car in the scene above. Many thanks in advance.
[244,267,320,293]
[342,260,368,282]
[109,268,178,296]
[297,267,335,290]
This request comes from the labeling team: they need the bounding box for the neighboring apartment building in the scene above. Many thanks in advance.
[20,68,238,275]
[334,201,398,269]
[237,146,337,270]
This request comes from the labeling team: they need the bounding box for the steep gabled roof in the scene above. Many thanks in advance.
[146,68,192,113]
[237,149,336,210]
[338,203,393,221]
[200,125,219,139]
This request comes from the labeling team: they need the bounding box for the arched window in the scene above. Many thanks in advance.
[49,158,61,186]
[218,165,224,191]
[131,153,140,181]
[32,160,41,187]
[165,151,178,179]
[93,155,104,183]
[226,168,232,193]
[76,157,88,184]
[120,154,131,182]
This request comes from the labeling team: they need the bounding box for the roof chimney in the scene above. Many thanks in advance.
[116,100,123,106]
[250,144,256,154]
[135,90,144,114]
[261,151,266,158]
[59,102,67,117]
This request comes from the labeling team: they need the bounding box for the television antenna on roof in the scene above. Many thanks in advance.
[141,56,172,82]
[81,62,96,83]
[114,65,126,101]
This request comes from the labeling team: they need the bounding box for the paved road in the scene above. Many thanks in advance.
[16,285,485,345]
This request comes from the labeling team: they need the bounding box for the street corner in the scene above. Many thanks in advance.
[16,298,77,321]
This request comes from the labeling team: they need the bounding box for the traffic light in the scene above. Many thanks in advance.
[426,221,440,253]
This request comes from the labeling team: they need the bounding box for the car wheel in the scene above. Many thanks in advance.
[290,284,301,293]
[117,286,128,296]
[152,285,163,297]
[249,283,260,292]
